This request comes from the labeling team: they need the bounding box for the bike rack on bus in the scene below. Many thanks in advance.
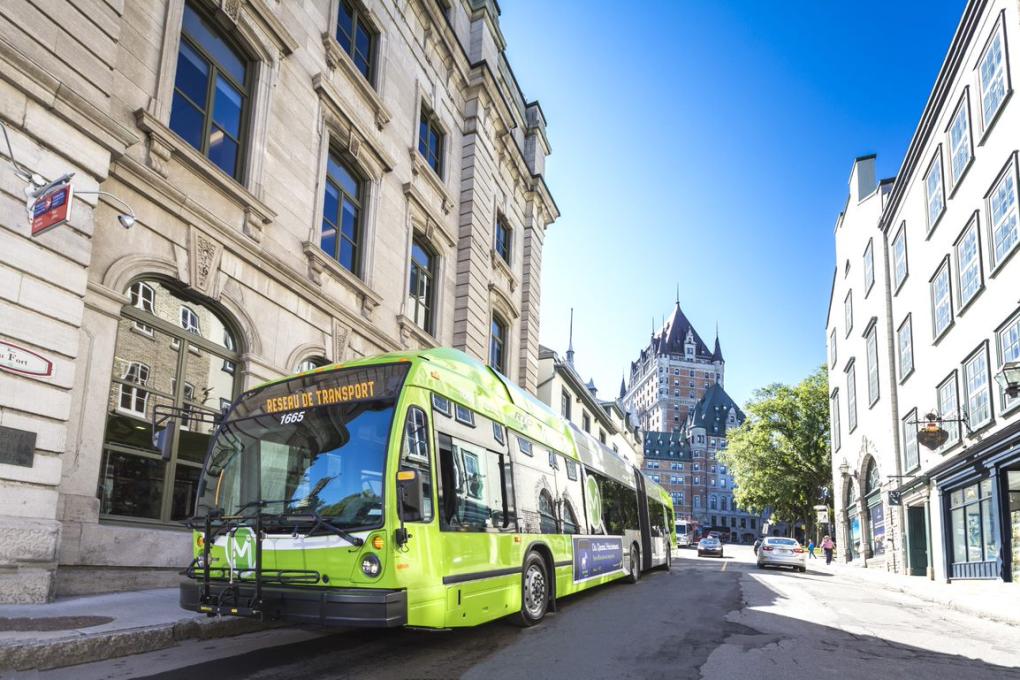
[183,509,325,620]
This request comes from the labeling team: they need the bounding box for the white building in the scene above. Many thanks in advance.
[827,0,1020,584]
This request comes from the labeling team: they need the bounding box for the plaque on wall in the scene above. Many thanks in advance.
[0,426,36,468]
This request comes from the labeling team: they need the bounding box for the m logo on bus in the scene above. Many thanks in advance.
[226,527,256,571]
[586,477,603,531]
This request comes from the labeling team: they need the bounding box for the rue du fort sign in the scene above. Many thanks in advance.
[0,340,53,377]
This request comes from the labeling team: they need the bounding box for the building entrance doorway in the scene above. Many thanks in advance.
[906,505,928,576]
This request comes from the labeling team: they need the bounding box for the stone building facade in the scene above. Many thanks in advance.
[0,0,556,603]
[827,0,1020,584]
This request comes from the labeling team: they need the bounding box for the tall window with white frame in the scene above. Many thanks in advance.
[949,95,972,186]
[897,315,913,381]
[997,310,1020,413]
[866,324,880,405]
[955,214,983,308]
[931,259,953,338]
[988,161,1018,269]
[130,282,155,335]
[830,389,841,452]
[829,328,837,368]
[978,21,1008,130]
[418,105,444,177]
[937,373,961,449]
[335,0,376,81]
[863,239,874,295]
[963,346,992,429]
[118,362,150,416]
[925,151,945,230]
[320,151,363,275]
[846,360,857,433]
[902,409,919,472]
[844,290,853,336]
[892,224,908,290]
[494,214,512,265]
[408,237,437,335]
[169,2,250,180]
[489,314,507,374]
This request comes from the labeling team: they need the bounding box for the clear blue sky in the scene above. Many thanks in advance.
[499,1,967,407]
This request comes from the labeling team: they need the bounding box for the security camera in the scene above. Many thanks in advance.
[118,214,135,229]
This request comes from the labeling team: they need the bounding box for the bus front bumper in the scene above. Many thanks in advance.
[180,581,407,628]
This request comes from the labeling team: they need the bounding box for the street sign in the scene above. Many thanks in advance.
[888,490,902,506]
[0,340,53,377]
[31,183,73,237]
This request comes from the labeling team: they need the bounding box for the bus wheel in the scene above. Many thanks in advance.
[514,551,548,627]
[625,544,640,583]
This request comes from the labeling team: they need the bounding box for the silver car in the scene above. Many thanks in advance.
[756,537,806,572]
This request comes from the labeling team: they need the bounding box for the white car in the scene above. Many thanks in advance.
[756,537,806,572]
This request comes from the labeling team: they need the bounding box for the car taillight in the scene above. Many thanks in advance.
[794,548,805,553]
[761,546,773,551]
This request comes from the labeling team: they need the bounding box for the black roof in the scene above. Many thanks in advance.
[643,431,692,460]
[688,383,745,435]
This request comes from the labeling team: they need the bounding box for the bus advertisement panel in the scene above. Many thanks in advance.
[573,536,624,582]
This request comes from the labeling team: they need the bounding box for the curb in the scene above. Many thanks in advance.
[0,615,277,673]
[830,569,1020,628]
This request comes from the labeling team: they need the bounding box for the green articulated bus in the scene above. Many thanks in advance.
[177,348,675,629]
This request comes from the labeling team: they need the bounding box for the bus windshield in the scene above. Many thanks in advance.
[195,363,410,529]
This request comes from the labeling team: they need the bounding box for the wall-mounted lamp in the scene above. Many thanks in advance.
[75,190,137,229]
[994,361,1020,399]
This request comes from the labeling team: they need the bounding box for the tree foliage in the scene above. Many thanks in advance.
[721,366,830,533]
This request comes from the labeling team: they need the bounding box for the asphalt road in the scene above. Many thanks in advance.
[36,545,1020,680]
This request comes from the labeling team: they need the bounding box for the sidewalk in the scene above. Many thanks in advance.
[809,559,1020,627]
[0,588,272,673]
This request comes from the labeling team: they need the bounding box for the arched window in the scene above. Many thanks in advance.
[864,459,880,496]
[100,279,240,524]
[169,2,251,179]
[562,499,579,535]
[538,489,557,534]
[489,314,507,374]
[295,356,330,373]
[408,237,437,334]
[320,150,364,274]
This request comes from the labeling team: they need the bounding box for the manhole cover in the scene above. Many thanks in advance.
[0,616,115,632]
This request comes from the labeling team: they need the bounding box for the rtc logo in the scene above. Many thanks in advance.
[226,526,256,572]
[586,477,603,532]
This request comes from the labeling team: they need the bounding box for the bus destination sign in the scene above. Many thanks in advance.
[236,363,411,421]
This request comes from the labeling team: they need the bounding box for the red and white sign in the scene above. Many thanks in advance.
[0,341,53,377]
[31,183,74,237]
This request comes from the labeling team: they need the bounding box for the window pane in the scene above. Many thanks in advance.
[966,502,982,562]
[958,223,981,305]
[991,172,1018,266]
[950,103,971,183]
[175,40,209,108]
[170,92,206,150]
[337,1,354,50]
[323,181,340,225]
[339,236,355,272]
[98,450,166,520]
[327,155,360,198]
[182,2,247,86]
[952,508,966,563]
[320,219,337,260]
[926,159,944,226]
[212,76,243,137]
[981,31,1005,124]
[965,352,990,425]
[933,266,951,336]
[981,498,997,562]
[171,464,202,520]
[208,126,239,178]
[341,199,359,240]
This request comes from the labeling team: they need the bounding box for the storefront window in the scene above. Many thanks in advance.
[863,459,884,556]
[949,479,997,564]
[845,480,861,559]
[98,279,240,524]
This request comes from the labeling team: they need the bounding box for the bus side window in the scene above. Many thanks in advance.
[400,406,433,522]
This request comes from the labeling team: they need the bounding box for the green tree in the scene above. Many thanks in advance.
[721,366,830,537]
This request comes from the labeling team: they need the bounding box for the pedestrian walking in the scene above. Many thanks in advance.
[821,535,835,565]
[807,539,817,559]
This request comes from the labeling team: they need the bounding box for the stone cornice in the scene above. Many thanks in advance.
[242,0,300,55]
[408,147,454,214]
[403,182,456,248]
[313,73,396,174]
[133,108,275,241]
[321,33,392,130]
[302,241,383,318]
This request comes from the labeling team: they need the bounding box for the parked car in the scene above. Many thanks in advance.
[697,536,724,558]
[756,537,806,572]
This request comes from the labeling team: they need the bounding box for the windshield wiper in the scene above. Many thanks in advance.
[266,511,364,547]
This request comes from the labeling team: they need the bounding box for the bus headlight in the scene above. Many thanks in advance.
[361,553,382,578]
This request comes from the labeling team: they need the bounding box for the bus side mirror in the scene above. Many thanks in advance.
[154,421,177,461]
[397,469,424,523]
